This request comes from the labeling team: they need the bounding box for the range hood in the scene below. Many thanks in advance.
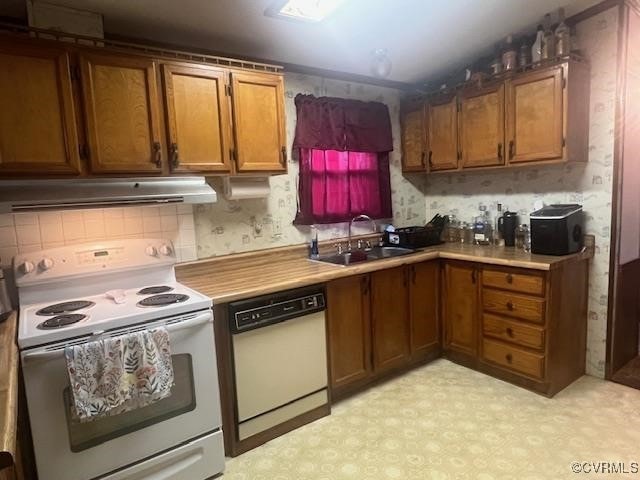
[0,177,217,213]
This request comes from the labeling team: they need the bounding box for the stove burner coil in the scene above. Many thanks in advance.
[37,314,87,330]
[137,294,189,308]
[36,300,95,316]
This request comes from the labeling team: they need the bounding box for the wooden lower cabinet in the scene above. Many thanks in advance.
[328,258,588,400]
[443,261,478,358]
[371,267,411,373]
[441,260,588,397]
[326,275,372,394]
[327,261,440,400]
[409,261,440,361]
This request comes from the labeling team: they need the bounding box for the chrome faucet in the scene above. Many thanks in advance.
[348,215,377,251]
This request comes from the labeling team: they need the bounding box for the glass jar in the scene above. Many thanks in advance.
[462,223,474,244]
[515,224,530,250]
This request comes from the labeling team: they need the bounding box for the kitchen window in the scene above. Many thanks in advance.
[292,94,394,225]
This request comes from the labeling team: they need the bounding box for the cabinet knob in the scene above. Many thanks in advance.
[505,353,513,363]
[506,273,513,284]
[506,301,514,311]
[506,327,514,337]
[497,143,503,160]
[508,140,515,160]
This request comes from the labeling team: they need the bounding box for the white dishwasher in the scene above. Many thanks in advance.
[229,286,329,441]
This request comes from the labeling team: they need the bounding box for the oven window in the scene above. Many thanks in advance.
[64,354,196,452]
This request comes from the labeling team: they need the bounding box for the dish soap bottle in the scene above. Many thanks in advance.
[309,226,319,259]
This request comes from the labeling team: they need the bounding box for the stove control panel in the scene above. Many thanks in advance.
[14,238,177,286]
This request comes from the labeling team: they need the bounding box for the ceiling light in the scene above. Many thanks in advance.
[266,0,347,22]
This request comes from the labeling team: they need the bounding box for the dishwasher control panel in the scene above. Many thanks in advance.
[229,286,325,333]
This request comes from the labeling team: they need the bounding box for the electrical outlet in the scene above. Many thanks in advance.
[273,218,282,236]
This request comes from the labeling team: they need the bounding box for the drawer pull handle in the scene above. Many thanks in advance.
[505,353,513,363]
[506,327,514,337]
[506,301,514,311]
[506,273,513,284]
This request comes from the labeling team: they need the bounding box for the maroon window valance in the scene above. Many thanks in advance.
[292,94,393,153]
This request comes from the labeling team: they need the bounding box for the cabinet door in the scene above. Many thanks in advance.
[443,262,478,356]
[0,43,80,175]
[401,103,427,172]
[506,66,564,163]
[80,53,163,174]
[371,267,410,373]
[409,262,440,361]
[326,275,372,392]
[460,84,505,168]
[428,97,459,171]
[162,64,232,173]
[230,71,286,173]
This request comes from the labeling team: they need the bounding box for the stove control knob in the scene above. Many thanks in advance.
[20,261,35,274]
[159,244,173,256]
[39,258,54,271]
[145,246,158,257]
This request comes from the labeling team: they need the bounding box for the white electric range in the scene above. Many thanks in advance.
[14,238,225,480]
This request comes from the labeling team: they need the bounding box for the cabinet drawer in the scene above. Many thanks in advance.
[482,269,544,296]
[482,338,545,379]
[482,289,545,324]
[483,314,545,350]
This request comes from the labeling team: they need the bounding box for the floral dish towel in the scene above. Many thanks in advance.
[65,327,174,422]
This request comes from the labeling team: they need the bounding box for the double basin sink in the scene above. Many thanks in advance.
[312,246,417,266]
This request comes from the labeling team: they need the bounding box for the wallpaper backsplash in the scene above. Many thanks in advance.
[194,75,426,259]
[423,8,619,378]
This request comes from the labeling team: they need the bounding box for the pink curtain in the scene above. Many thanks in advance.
[294,149,392,225]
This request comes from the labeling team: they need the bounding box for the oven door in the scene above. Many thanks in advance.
[21,309,222,480]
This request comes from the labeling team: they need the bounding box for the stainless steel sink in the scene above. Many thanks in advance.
[312,246,416,266]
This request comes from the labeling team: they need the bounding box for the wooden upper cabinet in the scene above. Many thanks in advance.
[162,64,232,173]
[506,65,564,164]
[326,275,372,393]
[400,102,427,172]
[443,262,478,357]
[230,71,286,173]
[0,43,81,175]
[460,84,505,168]
[428,97,459,171]
[371,267,411,373]
[80,53,163,174]
[409,262,440,361]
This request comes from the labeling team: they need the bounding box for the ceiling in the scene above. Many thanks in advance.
[0,0,599,84]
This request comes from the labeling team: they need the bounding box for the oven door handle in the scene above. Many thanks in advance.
[23,312,213,363]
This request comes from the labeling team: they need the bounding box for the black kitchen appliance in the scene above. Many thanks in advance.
[382,215,447,249]
[529,204,584,255]
[498,211,519,247]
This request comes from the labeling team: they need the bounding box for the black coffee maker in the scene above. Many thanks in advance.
[498,211,519,247]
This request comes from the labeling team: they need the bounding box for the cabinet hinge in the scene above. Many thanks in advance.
[230,148,237,162]
[225,84,232,96]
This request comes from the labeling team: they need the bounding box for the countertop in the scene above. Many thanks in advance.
[0,312,18,471]
[176,242,593,304]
